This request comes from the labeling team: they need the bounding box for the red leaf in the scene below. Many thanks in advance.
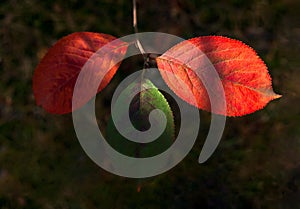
[32,32,128,114]
[156,36,281,116]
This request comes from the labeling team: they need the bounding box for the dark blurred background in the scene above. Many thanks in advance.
[0,0,299,208]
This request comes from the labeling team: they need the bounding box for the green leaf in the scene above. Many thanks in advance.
[106,79,175,158]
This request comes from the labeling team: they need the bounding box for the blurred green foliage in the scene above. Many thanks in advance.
[0,0,299,208]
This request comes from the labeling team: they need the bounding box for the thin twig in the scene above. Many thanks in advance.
[133,0,137,33]
[133,0,146,55]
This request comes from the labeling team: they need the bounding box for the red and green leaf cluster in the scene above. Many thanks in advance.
[32,32,281,116]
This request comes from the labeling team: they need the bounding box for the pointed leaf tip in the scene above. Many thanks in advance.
[157,36,281,117]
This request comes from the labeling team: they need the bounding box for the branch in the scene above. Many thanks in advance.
[132,0,146,55]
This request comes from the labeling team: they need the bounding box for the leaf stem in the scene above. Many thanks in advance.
[132,0,146,57]
[132,0,149,85]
